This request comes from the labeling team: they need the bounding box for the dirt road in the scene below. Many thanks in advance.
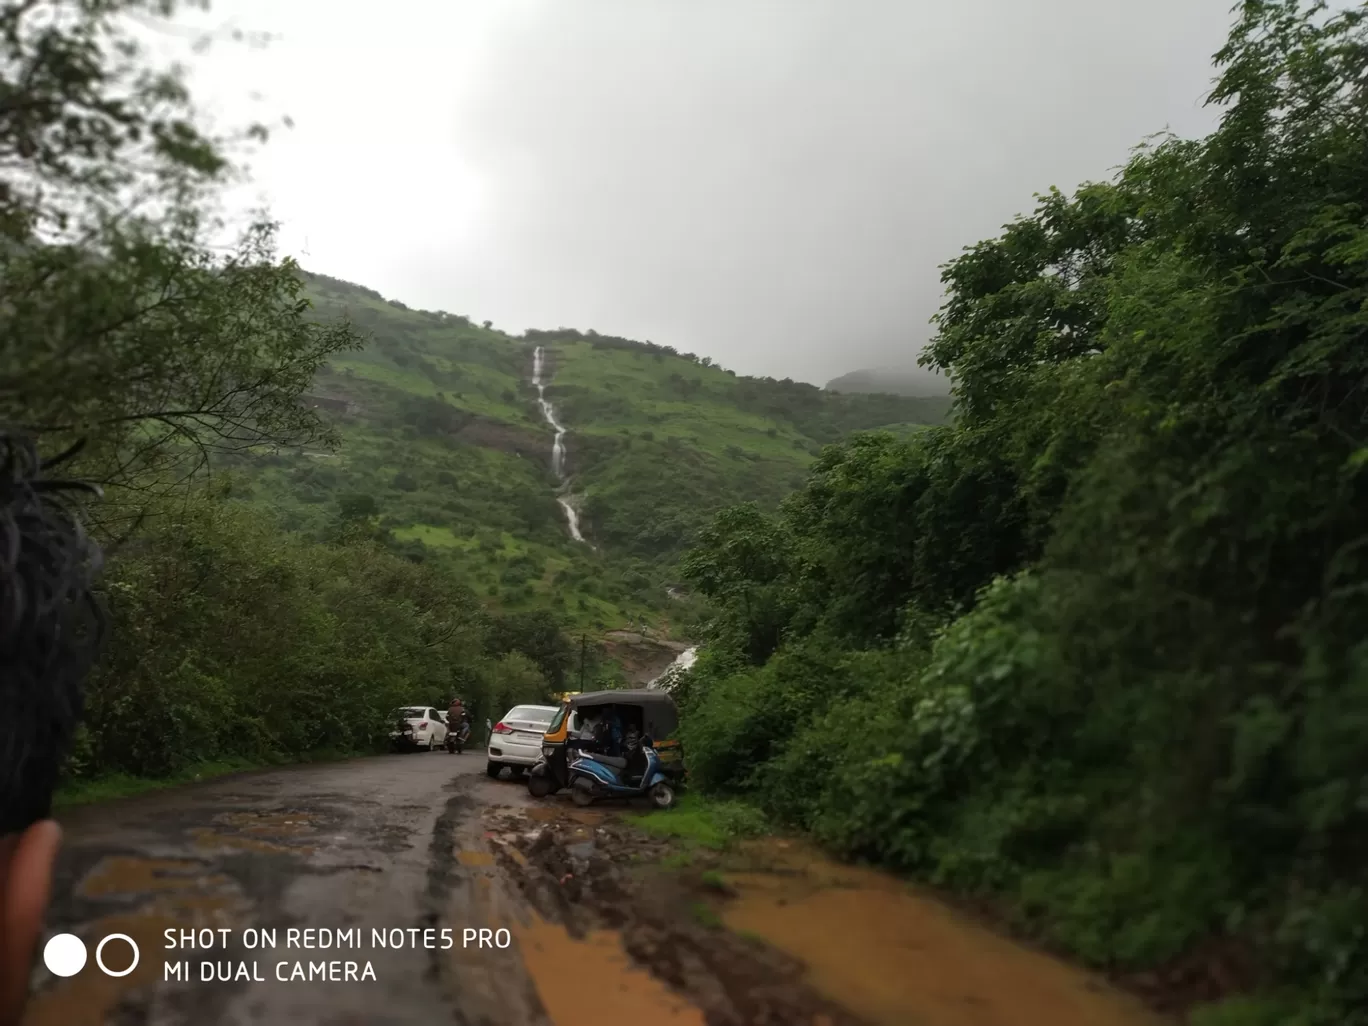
[27,752,1173,1026]
[27,751,550,1026]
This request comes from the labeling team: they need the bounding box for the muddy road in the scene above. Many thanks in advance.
[28,752,549,1026]
[28,752,1173,1026]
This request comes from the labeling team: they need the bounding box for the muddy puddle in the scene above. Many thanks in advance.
[722,839,1168,1026]
[486,806,1172,1026]
[516,915,706,1026]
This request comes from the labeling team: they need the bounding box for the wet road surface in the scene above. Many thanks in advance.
[28,752,1176,1026]
[27,751,549,1026]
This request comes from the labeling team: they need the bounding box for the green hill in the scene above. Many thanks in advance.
[826,366,954,405]
[224,272,950,636]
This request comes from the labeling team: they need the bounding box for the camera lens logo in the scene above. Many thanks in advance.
[43,933,140,978]
[42,934,86,977]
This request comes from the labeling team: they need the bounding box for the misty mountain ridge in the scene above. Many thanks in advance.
[826,365,952,398]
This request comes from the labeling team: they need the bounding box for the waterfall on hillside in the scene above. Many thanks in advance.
[532,346,589,544]
[646,646,698,690]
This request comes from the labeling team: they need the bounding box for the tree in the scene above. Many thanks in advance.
[0,0,361,524]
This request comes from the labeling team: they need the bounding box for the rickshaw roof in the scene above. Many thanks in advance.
[566,688,679,738]
[567,688,676,710]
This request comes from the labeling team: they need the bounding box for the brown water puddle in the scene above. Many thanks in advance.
[75,856,230,898]
[722,840,1169,1026]
[25,856,248,1026]
[515,915,705,1026]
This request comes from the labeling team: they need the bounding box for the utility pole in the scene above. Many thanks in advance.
[578,634,587,692]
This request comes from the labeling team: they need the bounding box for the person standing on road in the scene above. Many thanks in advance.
[0,435,104,1026]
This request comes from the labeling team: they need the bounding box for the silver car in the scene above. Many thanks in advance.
[486,704,560,779]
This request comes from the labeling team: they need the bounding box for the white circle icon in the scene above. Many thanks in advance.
[95,934,140,978]
[42,934,87,977]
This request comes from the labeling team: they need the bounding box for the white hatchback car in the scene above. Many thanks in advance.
[486,704,560,779]
[390,706,448,752]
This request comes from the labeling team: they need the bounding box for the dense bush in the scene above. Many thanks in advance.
[679,4,1368,1021]
[74,496,552,777]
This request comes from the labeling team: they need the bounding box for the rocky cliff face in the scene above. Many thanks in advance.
[601,631,690,685]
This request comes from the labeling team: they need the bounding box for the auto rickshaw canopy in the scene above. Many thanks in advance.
[565,688,679,740]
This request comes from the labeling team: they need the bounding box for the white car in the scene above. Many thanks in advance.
[390,706,448,752]
[486,704,560,779]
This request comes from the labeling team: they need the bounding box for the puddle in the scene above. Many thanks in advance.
[212,810,319,836]
[27,857,248,1026]
[457,850,495,867]
[722,840,1169,1026]
[76,856,228,898]
[515,915,705,1026]
[189,826,315,856]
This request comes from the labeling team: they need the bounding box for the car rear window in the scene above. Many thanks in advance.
[507,705,556,724]
[397,707,426,718]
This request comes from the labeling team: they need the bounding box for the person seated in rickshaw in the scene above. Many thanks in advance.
[621,722,647,784]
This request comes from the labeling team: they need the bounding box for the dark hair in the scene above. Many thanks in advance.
[0,435,104,835]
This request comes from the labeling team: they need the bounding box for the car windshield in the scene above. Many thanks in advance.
[396,707,426,719]
[506,705,556,725]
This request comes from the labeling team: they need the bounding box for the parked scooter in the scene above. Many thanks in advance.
[445,718,472,754]
[567,736,676,809]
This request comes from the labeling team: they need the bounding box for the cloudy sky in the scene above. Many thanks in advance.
[177,0,1235,385]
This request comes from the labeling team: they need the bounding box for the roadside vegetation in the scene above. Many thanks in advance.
[634,795,770,851]
[676,4,1368,1023]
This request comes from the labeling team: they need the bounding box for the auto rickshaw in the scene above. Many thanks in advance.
[527,688,684,798]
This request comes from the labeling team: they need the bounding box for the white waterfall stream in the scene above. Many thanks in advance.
[646,645,698,690]
[532,346,589,544]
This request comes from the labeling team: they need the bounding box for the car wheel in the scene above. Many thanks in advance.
[485,761,502,779]
[427,736,436,751]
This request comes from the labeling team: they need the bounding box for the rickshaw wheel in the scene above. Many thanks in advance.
[571,781,596,807]
[649,782,676,810]
[528,774,553,798]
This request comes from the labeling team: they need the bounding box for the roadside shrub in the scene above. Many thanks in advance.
[79,495,545,778]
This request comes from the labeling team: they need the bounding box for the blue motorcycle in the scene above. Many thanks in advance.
[567,736,677,809]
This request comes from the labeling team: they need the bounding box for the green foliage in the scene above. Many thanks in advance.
[80,494,555,776]
[678,4,1368,1020]
[634,794,769,850]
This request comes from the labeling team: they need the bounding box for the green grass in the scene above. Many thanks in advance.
[634,794,769,850]
[689,901,723,928]
[699,869,729,892]
[1187,996,1305,1026]
[391,524,470,549]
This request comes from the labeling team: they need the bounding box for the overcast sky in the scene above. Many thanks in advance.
[177,0,1236,385]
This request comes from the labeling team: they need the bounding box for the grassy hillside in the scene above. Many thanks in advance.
[539,330,949,558]
[225,272,951,639]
